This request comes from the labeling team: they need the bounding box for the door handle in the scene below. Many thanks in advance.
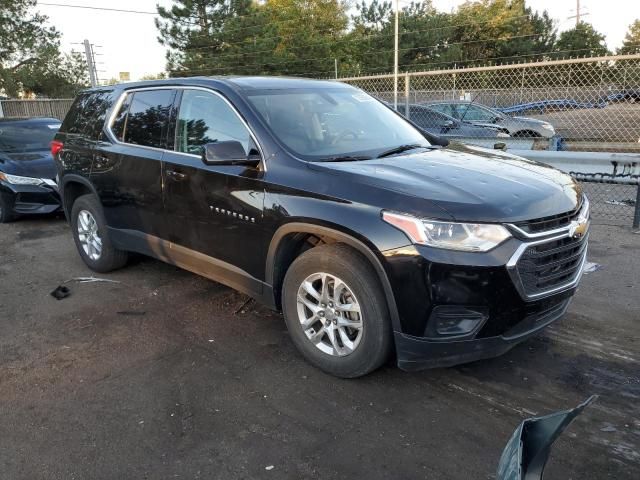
[166,169,188,181]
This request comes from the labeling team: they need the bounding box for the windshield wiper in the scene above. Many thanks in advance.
[319,155,372,162]
[376,144,427,158]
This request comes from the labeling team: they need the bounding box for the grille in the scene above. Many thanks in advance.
[512,202,582,235]
[516,234,587,297]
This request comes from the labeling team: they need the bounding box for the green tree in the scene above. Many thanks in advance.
[0,0,88,97]
[618,20,640,55]
[554,22,609,58]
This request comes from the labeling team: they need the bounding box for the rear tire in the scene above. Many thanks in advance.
[70,194,128,273]
[0,193,17,223]
[282,243,392,378]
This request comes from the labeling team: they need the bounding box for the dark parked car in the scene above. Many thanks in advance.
[394,103,510,138]
[54,78,589,377]
[0,117,61,222]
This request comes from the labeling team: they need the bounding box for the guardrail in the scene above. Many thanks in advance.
[510,149,640,228]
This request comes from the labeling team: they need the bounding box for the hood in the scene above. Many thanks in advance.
[0,149,56,179]
[311,143,582,223]
[511,116,550,126]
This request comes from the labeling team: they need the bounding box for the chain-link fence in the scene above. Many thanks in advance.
[341,55,640,228]
[340,54,640,152]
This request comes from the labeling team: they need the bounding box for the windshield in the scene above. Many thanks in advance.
[0,121,61,153]
[246,88,430,161]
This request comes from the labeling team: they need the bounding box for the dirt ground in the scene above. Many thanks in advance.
[0,216,638,479]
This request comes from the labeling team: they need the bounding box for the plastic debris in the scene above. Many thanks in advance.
[70,276,120,284]
[582,262,603,274]
[50,285,71,300]
[265,466,274,471]
[605,199,636,207]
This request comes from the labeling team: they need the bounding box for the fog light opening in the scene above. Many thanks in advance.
[426,306,489,341]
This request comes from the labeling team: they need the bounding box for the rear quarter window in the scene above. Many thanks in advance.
[60,89,115,140]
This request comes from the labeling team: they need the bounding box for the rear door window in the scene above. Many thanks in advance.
[122,90,176,149]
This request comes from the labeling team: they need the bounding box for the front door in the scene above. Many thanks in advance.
[162,88,266,282]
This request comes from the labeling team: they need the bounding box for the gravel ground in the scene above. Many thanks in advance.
[0,217,638,479]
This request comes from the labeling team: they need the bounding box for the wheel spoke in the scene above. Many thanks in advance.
[297,293,319,314]
[336,302,361,314]
[320,273,329,300]
[301,313,319,329]
[336,316,362,329]
[307,326,326,344]
[301,280,321,300]
[338,327,355,352]
[326,327,341,355]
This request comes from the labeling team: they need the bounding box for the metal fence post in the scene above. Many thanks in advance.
[404,74,410,119]
[634,184,640,229]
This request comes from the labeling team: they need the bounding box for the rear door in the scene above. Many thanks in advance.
[91,88,176,239]
[162,88,266,280]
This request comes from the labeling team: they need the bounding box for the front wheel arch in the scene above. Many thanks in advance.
[266,222,402,333]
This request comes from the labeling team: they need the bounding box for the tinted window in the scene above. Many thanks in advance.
[411,108,450,128]
[83,91,115,140]
[176,90,252,155]
[61,93,91,134]
[123,90,175,148]
[0,120,61,153]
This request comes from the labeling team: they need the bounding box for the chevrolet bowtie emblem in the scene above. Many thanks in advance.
[568,220,588,239]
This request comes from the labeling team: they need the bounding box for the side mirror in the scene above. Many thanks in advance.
[494,142,507,151]
[443,120,455,128]
[202,141,260,167]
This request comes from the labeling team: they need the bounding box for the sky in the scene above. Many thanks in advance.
[33,0,640,82]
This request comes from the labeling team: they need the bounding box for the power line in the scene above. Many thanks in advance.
[37,2,157,15]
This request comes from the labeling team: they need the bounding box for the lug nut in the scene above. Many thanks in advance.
[319,311,325,317]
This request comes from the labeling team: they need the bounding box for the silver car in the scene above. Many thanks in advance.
[424,101,556,138]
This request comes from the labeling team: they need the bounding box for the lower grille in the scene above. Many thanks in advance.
[516,234,587,297]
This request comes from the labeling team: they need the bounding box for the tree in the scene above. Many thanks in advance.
[554,22,609,58]
[618,20,640,55]
[0,0,88,97]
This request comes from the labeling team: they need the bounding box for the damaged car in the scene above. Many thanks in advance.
[54,78,589,377]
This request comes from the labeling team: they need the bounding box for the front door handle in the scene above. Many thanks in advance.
[166,169,188,181]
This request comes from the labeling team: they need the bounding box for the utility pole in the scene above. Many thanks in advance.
[83,39,98,87]
[568,0,589,27]
[393,0,399,110]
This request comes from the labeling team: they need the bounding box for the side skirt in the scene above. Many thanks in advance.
[109,228,276,308]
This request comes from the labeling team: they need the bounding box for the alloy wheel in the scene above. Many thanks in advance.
[296,272,363,356]
[77,209,102,260]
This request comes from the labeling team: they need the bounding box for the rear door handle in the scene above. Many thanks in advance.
[166,169,188,181]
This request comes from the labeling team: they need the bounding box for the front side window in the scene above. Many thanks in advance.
[176,89,252,155]
[113,89,175,148]
[454,104,496,122]
[246,88,429,161]
[410,107,452,128]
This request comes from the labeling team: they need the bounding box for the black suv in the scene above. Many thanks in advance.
[54,77,589,377]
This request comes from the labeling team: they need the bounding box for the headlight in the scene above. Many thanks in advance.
[541,123,555,131]
[0,172,45,186]
[497,132,510,138]
[382,211,511,252]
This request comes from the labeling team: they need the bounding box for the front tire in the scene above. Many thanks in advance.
[70,194,128,273]
[282,244,392,378]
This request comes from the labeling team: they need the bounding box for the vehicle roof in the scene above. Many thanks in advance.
[0,117,61,124]
[84,76,353,94]
[423,100,492,106]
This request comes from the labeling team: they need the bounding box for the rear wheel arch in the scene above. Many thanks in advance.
[61,176,98,217]
[266,222,401,332]
[512,130,542,138]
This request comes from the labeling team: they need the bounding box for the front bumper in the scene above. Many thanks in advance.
[396,293,572,370]
[383,213,588,370]
[0,181,61,215]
